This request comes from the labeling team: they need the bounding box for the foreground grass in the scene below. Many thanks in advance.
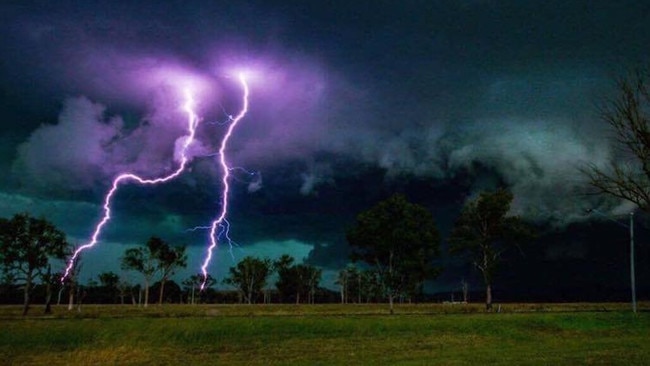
[0,304,648,365]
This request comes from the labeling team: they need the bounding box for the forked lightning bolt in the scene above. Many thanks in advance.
[200,73,249,290]
[62,89,200,281]
[62,74,251,286]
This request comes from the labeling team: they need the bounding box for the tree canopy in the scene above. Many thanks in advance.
[122,236,186,306]
[148,237,187,305]
[449,189,533,310]
[274,255,322,304]
[347,194,441,312]
[223,256,272,304]
[0,213,68,315]
[122,245,157,307]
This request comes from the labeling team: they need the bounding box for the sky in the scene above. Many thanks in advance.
[1,1,650,297]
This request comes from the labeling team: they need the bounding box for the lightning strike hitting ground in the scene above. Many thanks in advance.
[200,73,249,290]
[61,89,200,281]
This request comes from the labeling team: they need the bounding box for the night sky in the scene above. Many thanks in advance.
[1,1,649,298]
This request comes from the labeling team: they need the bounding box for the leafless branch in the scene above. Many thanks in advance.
[585,69,650,211]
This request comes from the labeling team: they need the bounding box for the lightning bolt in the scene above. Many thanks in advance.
[62,88,200,281]
[62,73,250,287]
[200,73,249,289]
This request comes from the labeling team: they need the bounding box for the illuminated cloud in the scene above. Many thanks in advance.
[3,1,650,291]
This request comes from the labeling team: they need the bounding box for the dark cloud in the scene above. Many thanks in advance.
[2,1,650,291]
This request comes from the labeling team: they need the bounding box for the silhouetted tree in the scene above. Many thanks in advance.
[183,273,217,304]
[583,69,650,210]
[121,246,156,307]
[295,264,322,304]
[274,254,296,303]
[150,280,182,303]
[336,267,349,304]
[449,189,533,310]
[0,271,16,300]
[116,276,133,305]
[0,214,68,315]
[148,237,187,305]
[336,265,363,304]
[223,256,272,304]
[347,194,441,313]
[273,255,322,304]
[121,237,186,306]
[64,251,82,310]
[41,265,62,314]
[360,269,382,303]
[98,271,120,303]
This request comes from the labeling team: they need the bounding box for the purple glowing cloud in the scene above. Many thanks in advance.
[62,86,201,281]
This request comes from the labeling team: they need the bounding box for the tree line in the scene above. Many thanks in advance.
[5,69,650,315]
[5,69,650,314]
[0,212,332,314]
[0,188,533,315]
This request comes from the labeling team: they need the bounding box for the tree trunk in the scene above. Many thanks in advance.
[158,277,167,305]
[358,276,361,304]
[77,288,86,312]
[44,282,53,315]
[462,280,469,303]
[246,280,253,304]
[485,284,493,311]
[144,280,150,307]
[387,251,395,315]
[68,287,75,311]
[44,266,53,314]
[481,249,493,311]
[22,273,32,316]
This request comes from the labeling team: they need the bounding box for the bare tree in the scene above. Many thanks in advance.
[584,69,650,209]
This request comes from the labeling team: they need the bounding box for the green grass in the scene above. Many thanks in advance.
[0,303,648,365]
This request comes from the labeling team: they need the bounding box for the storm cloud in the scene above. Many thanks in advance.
[2,1,650,287]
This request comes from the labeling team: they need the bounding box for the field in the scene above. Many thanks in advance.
[0,303,648,365]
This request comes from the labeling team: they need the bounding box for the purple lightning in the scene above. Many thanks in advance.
[62,88,200,281]
[200,73,249,289]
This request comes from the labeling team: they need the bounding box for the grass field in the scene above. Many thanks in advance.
[0,303,648,365]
